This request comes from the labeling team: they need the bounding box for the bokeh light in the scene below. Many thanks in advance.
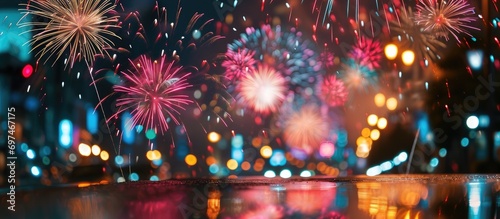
[227,159,238,170]
[466,116,479,129]
[31,166,41,177]
[91,145,101,156]
[377,118,388,130]
[206,156,217,166]
[319,142,335,158]
[361,128,371,138]
[384,44,398,60]
[280,169,292,178]
[27,149,35,159]
[100,151,109,161]
[185,154,197,166]
[78,143,91,157]
[22,64,33,78]
[146,150,162,161]
[367,114,378,126]
[264,170,276,178]
[401,50,415,66]
[374,93,386,107]
[260,146,273,158]
[386,97,398,111]
[370,129,381,141]
[241,161,251,171]
[208,132,221,143]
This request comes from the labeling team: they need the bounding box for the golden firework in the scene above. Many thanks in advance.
[18,0,120,67]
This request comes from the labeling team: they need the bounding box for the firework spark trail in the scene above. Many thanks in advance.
[118,3,224,66]
[415,0,479,41]
[109,55,193,134]
[322,0,334,25]
[18,0,120,68]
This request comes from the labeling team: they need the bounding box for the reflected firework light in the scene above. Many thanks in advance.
[285,182,336,215]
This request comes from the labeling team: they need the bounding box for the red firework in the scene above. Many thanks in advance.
[348,36,382,70]
[318,75,348,107]
[222,49,257,82]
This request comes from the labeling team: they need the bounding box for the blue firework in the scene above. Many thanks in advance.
[228,24,324,93]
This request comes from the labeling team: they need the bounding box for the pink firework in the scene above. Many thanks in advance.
[319,51,335,69]
[283,105,329,155]
[112,55,193,134]
[348,36,382,70]
[237,65,287,114]
[416,0,479,41]
[318,75,348,107]
[222,49,257,82]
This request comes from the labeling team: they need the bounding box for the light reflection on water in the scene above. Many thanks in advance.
[468,180,492,219]
[2,175,500,219]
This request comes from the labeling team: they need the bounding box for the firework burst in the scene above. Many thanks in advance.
[283,105,329,155]
[318,75,348,107]
[19,0,120,67]
[237,65,287,114]
[222,48,257,82]
[340,59,378,91]
[319,50,336,70]
[228,24,323,91]
[391,7,446,61]
[348,36,382,70]
[415,0,479,41]
[111,55,193,134]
